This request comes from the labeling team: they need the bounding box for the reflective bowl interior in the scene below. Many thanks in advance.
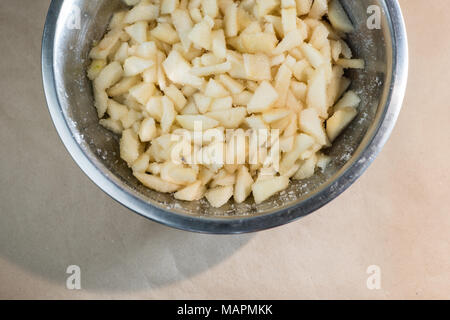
[47,0,392,219]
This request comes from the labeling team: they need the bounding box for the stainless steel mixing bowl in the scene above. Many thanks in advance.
[42,0,408,233]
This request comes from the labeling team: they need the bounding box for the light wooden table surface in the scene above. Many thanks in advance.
[0,0,448,299]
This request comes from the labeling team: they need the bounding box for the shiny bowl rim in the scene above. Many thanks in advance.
[41,0,408,234]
